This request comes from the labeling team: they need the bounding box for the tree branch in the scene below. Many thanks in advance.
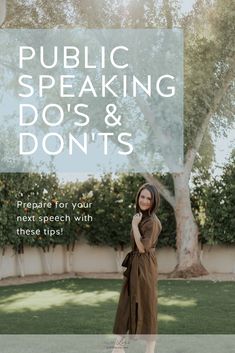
[184,60,235,180]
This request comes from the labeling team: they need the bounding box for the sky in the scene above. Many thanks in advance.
[214,128,235,173]
[181,0,196,13]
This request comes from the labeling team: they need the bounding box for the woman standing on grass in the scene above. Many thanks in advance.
[113,183,162,353]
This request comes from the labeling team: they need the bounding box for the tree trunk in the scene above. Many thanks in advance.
[169,172,208,278]
[65,249,74,273]
[17,253,25,277]
[43,249,53,275]
[115,249,125,273]
[0,250,4,280]
[0,0,6,26]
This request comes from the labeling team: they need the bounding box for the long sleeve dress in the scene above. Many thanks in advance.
[113,213,162,336]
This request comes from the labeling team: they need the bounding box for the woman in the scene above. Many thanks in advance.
[113,183,162,353]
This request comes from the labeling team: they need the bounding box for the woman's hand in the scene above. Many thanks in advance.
[132,212,142,228]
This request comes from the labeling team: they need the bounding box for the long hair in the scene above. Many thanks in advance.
[135,183,160,215]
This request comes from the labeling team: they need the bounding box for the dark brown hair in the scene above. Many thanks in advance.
[135,183,160,215]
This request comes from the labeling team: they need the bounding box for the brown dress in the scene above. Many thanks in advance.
[113,213,162,335]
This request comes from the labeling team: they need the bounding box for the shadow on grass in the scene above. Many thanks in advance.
[158,280,235,334]
[0,278,122,307]
[0,278,234,334]
[0,278,121,333]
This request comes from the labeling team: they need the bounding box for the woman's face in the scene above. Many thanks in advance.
[138,188,152,212]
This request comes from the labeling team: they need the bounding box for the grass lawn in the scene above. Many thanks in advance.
[0,278,234,334]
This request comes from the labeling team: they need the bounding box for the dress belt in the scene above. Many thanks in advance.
[132,247,156,255]
[122,248,156,295]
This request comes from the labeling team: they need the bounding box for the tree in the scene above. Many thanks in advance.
[106,0,235,277]
[0,172,61,276]
[2,0,235,277]
[136,0,234,277]
[193,151,235,245]
[160,0,235,277]
[86,0,234,277]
